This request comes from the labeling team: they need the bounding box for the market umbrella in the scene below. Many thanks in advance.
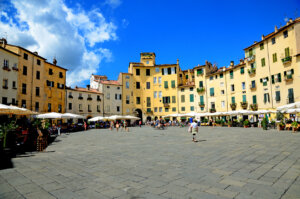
[88,116,105,122]
[0,104,37,115]
[62,113,85,119]
[277,102,300,111]
[36,112,63,119]
[285,108,300,114]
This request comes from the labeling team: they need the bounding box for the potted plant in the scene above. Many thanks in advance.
[291,121,298,132]
[0,120,18,149]
[262,118,268,130]
[243,120,250,128]
[228,120,232,127]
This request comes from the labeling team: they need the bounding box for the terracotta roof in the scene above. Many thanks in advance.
[0,46,20,57]
[244,17,300,50]
[100,80,121,86]
[92,74,107,78]
[67,87,103,94]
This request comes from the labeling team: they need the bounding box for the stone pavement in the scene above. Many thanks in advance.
[1,126,300,199]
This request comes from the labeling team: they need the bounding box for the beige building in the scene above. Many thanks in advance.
[66,86,103,119]
[0,41,19,105]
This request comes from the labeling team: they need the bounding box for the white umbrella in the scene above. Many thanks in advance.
[124,115,140,120]
[36,112,63,119]
[0,104,37,115]
[62,113,85,119]
[88,116,105,122]
[277,102,300,111]
[182,112,198,117]
[285,108,300,114]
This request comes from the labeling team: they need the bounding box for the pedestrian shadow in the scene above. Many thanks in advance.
[194,139,206,142]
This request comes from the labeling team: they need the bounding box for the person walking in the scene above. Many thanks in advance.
[116,122,120,132]
[84,121,87,131]
[191,120,198,142]
[139,120,142,128]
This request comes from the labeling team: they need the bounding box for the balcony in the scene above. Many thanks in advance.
[247,55,255,63]
[250,104,258,111]
[230,103,237,110]
[87,97,93,101]
[78,96,83,100]
[197,87,205,93]
[68,95,73,99]
[249,84,256,90]
[163,103,170,108]
[2,85,8,89]
[209,108,216,113]
[12,66,18,71]
[198,102,205,107]
[2,66,10,71]
[240,102,248,110]
[281,56,292,64]
[284,74,293,81]
[248,68,256,75]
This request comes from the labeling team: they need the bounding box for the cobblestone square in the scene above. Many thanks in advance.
[1,126,300,199]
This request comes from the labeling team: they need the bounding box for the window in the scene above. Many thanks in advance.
[136,68,140,76]
[12,81,16,89]
[181,88,184,92]
[220,82,224,87]
[115,94,118,100]
[181,107,185,111]
[283,30,288,38]
[159,107,162,112]
[190,87,193,91]
[209,76,213,80]
[221,101,225,108]
[2,97,7,105]
[3,79,8,89]
[147,97,151,107]
[164,81,168,88]
[200,96,204,105]
[190,94,194,102]
[260,43,264,50]
[153,77,157,84]
[252,95,257,104]
[23,66,27,75]
[125,75,130,79]
[69,103,72,110]
[231,96,235,104]
[197,69,203,75]
[37,59,41,65]
[36,87,40,96]
[136,82,140,89]
[272,53,277,63]
[261,58,265,67]
[263,93,270,103]
[22,83,26,94]
[106,93,110,99]
[240,67,244,74]
[163,96,170,104]
[284,47,290,57]
[58,104,62,113]
[159,91,162,98]
[49,68,53,75]
[36,71,40,79]
[288,88,294,103]
[230,70,233,79]
[136,97,140,104]
[117,106,120,112]
[35,102,39,112]
[146,69,150,76]
[146,82,150,89]
[165,108,169,112]
[190,106,194,111]
[23,53,28,60]
[172,107,176,112]
[3,59,9,68]
[158,77,162,84]
[221,90,225,95]
[199,81,203,88]
[210,88,214,96]
[172,96,176,103]
[275,91,280,102]
[242,95,246,103]
[171,67,176,74]
[251,80,256,88]
[146,61,149,64]
[154,107,158,112]
[166,67,171,75]
[249,48,253,56]
[97,105,100,112]
[242,82,245,90]
[155,67,160,72]
[107,86,110,88]
[126,95,130,104]
[272,37,276,44]
[186,75,188,79]
[181,95,185,102]
[48,103,52,112]
[231,84,235,92]
[59,72,63,78]
[123,81,129,89]
[154,91,157,98]
[117,87,120,90]
[171,80,175,88]
[21,100,26,108]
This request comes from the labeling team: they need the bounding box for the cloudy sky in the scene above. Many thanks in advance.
[0,0,299,87]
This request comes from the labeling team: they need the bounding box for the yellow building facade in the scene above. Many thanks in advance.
[43,60,67,113]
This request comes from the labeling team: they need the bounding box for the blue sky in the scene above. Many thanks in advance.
[1,0,300,87]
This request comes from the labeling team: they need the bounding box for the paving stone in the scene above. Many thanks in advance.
[205,187,239,198]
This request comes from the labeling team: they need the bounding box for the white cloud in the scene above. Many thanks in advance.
[105,0,122,9]
[0,0,117,87]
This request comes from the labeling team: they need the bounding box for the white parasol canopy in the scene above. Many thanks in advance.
[88,116,105,122]
[284,108,300,114]
[0,104,37,115]
[182,112,198,117]
[36,112,63,119]
[277,102,300,111]
[62,113,85,119]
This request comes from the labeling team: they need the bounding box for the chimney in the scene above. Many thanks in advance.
[0,38,7,48]
[261,35,265,40]
[275,25,278,33]
[240,59,244,64]
[177,59,179,65]
[53,58,57,65]
[33,51,38,55]
[86,85,90,90]
[254,41,257,44]
[289,18,293,23]
[230,61,234,66]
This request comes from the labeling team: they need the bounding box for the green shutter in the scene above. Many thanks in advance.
[242,95,246,103]
[291,69,294,74]
[285,47,290,57]
[252,95,257,104]
[164,81,168,88]
[231,96,235,103]
[210,88,214,96]
[240,67,244,74]
[200,96,204,105]
[172,96,176,103]
[181,95,185,102]
[275,91,280,101]
[271,75,275,84]
[186,75,188,79]
[171,80,175,88]
[190,94,194,102]
[278,73,281,82]
[199,81,203,87]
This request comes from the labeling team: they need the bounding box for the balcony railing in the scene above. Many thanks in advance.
[2,86,8,89]
[87,97,93,101]
[247,55,255,62]
[209,108,216,113]
[248,68,256,75]
[163,103,170,108]
[240,102,248,109]
[68,95,73,99]
[2,66,10,71]
[78,96,83,100]
[281,56,292,64]
[250,104,258,111]
[197,87,205,93]
[230,103,237,110]
[198,102,205,107]
[284,74,293,81]
[12,66,18,71]
[249,84,256,89]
